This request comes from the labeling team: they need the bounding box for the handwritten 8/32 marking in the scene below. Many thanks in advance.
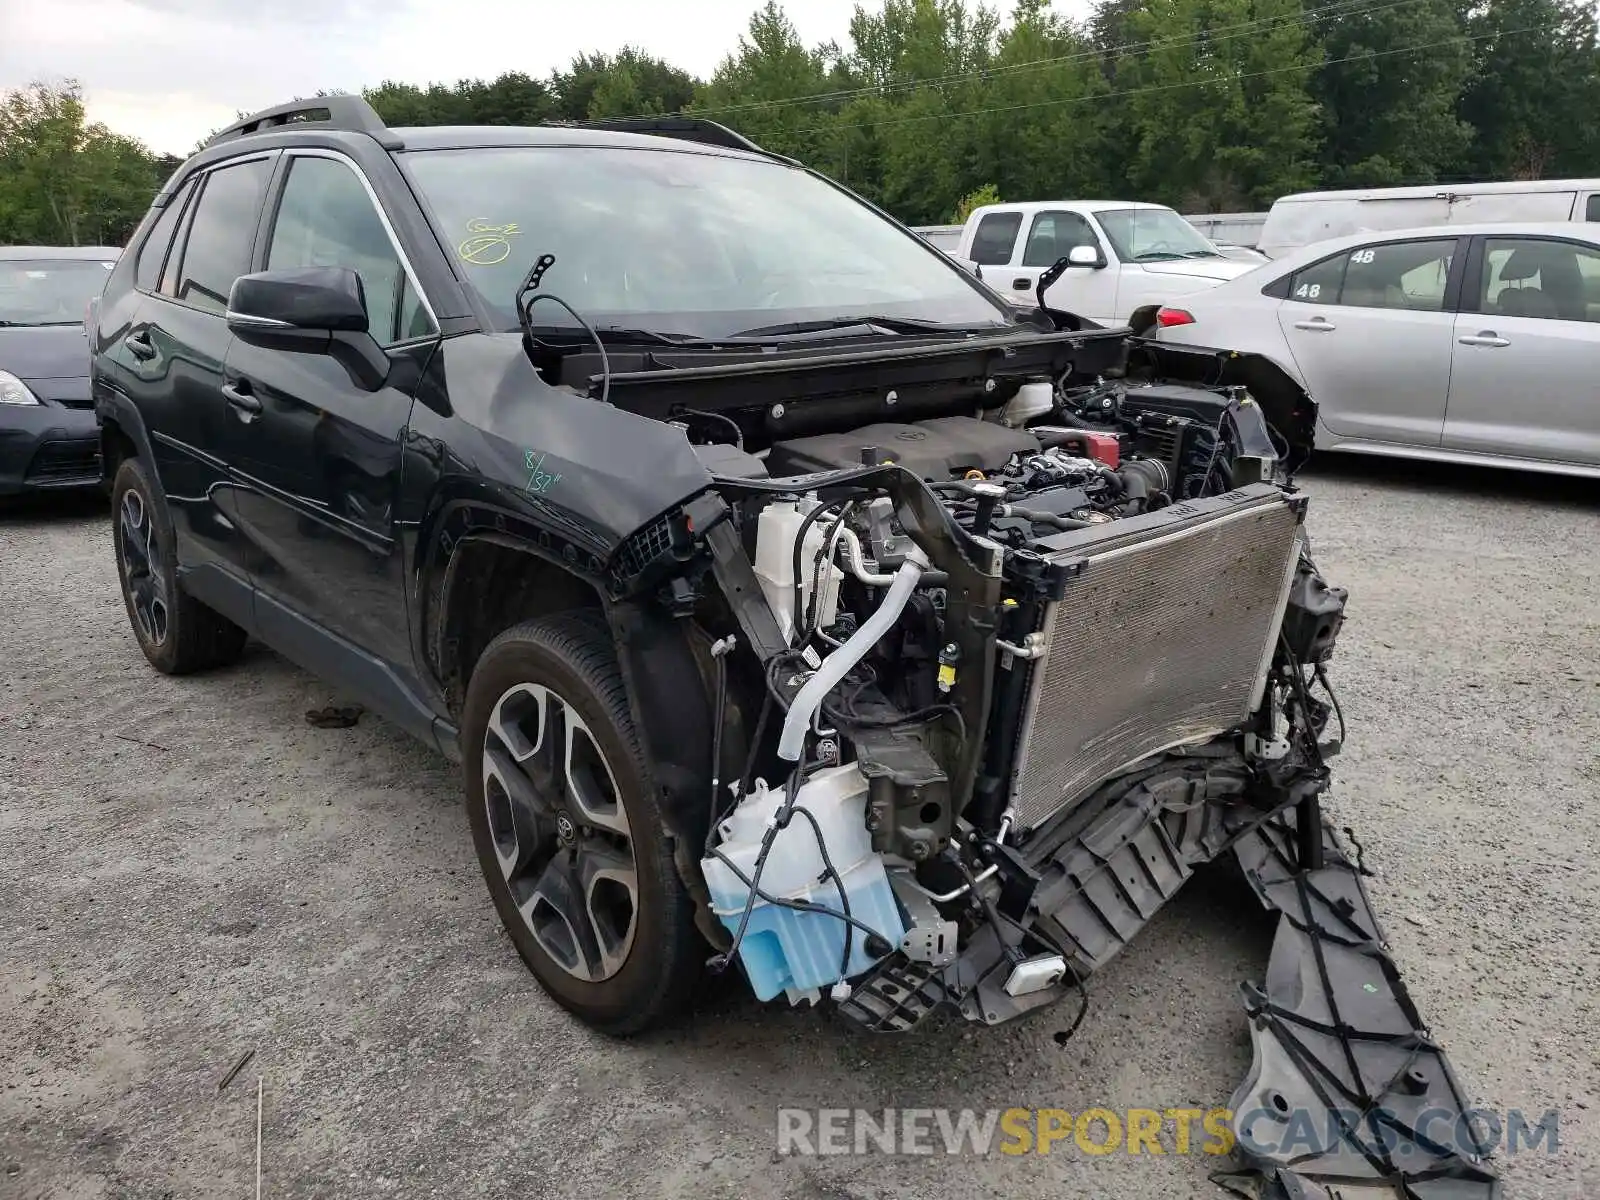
[525,451,562,495]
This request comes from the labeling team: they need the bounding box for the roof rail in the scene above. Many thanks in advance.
[206,96,402,150]
[572,116,771,157]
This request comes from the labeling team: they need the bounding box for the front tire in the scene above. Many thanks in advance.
[461,612,701,1035]
[111,456,247,675]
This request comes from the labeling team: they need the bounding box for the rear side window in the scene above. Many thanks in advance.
[1586,195,1600,221]
[171,157,273,314]
[134,180,195,293]
[970,212,1023,266]
[1021,210,1099,267]
[1285,254,1345,305]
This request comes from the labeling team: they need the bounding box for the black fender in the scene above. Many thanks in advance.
[94,390,162,493]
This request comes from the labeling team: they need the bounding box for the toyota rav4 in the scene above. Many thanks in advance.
[90,98,1496,1200]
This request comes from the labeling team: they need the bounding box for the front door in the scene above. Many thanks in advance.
[1275,236,1462,446]
[121,153,277,580]
[222,150,438,670]
[1020,210,1119,323]
[1443,235,1600,466]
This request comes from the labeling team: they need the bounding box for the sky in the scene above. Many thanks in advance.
[0,0,876,156]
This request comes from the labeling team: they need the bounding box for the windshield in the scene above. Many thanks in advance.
[0,258,116,326]
[1095,209,1222,262]
[401,146,1012,338]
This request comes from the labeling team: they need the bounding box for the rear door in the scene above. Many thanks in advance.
[120,152,277,583]
[1275,236,1464,445]
[966,209,1024,289]
[1443,234,1600,466]
[222,149,438,668]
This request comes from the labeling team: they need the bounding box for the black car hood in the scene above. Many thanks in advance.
[0,325,91,382]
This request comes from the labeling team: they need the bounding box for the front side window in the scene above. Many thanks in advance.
[266,156,431,345]
[1585,195,1600,222]
[0,257,117,327]
[402,147,1011,338]
[1477,237,1600,323]
[172,157,273,314]
[970,212,1023,266]
[1021,211,1099,267]
[1095,208,1223,262]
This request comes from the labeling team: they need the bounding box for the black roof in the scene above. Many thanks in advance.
[202,95,779,162]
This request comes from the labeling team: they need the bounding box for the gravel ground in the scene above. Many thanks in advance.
[2,456,1596,1200]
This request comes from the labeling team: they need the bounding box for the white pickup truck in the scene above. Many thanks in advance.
[919,200,1257,327]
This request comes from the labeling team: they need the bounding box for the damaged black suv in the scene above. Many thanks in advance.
[92,98,1497,1198]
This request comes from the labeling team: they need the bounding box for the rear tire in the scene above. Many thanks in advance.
[111,456,247,675]
[461,611,701,1035]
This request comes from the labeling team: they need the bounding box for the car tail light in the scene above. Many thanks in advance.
[1155,307,1195,328]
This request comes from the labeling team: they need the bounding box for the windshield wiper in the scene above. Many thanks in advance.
[1132,251,1185,262]
[531,325,713,348]
[1179,249,1224,259]
[726,315,996,339]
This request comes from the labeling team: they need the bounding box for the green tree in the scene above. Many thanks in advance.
[973,0,1118,203]
[695,2,833,159]
[954,181,1001,220]
[1311,0,1473,185]
[1458,0,1600,179]
[0,81,161,246]
[1109,0,1321,209]
[552,50,699,122]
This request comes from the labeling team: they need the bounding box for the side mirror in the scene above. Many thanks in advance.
[228,267,369,334]
[226,267,388,391]
[1068,244,1105,269]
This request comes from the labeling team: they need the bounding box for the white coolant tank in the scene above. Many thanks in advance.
[701,765,906,1003]
[753,500,840,642]
[1002,380,1055,427]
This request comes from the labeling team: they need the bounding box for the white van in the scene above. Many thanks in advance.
[1257,179,1600,258]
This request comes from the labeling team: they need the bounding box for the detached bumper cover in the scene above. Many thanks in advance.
[0,397,100,494]
[1219,820,1501,1200]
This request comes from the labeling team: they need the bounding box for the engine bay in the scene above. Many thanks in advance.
[560,324,1493,1198]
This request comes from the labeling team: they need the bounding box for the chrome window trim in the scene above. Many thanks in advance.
[224,310,292,328]
[274,147,439,334]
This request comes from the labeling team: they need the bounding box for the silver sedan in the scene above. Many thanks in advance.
[1152,221,1600,478]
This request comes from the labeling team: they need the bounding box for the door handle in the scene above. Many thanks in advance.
[222,380,262,419]
[1293,318,1336,332]
[1458,332,1510,347]
[123,332,156,360]
[1012,278,1031,291]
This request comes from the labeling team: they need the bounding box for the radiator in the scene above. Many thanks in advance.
[1009,484,1305,831]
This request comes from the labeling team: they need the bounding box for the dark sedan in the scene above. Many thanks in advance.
[0,246,120,494]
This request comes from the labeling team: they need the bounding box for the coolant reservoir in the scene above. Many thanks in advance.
[753,500,841,643]
[1002,380,1055,427]
[701,765,906,1003]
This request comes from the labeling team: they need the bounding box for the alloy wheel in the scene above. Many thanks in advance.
[481,682,639,982]
[118,488,169,647]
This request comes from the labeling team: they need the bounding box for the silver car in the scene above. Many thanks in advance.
[1151,222,1600,478]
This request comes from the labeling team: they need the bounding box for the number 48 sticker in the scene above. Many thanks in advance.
[1351,248,1377,264]
[1294,283,1322,299]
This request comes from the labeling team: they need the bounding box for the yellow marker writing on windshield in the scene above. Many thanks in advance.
[458,219,520,266]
